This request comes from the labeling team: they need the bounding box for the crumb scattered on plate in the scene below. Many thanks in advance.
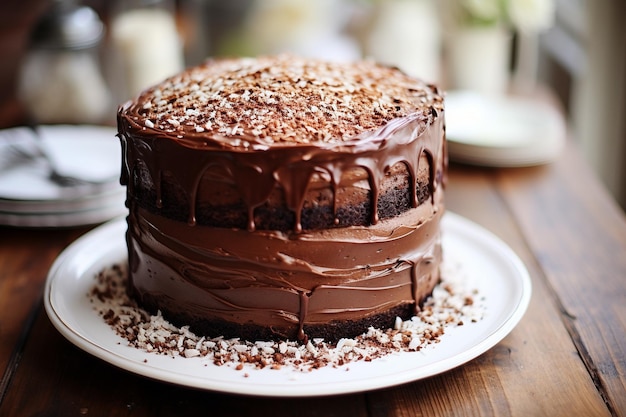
[88,262,485,372]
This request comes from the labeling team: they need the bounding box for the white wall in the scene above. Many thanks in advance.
[541,0,626,210]
[572,0,626,209]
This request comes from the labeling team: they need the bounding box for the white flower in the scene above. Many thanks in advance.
[462,0,503,23]
[452,0,555,32]
[507,0,556,33]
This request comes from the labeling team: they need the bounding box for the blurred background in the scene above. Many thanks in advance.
[0,0,624,211]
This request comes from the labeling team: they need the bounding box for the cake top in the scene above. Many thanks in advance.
[121,55,444,149]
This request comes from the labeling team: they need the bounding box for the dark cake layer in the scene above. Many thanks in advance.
[129,157,434,231]
[138,296,417,343]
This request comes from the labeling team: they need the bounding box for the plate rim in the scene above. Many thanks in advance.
[0,124,120,202]
[44,212,532,397]
[0,206,126,228]
[0,124,125,227]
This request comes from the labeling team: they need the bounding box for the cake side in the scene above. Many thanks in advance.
[127,198,443,342]
[117,55,447,343]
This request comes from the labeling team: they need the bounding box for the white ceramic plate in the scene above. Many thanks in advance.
[0,204,126,228]
[0,189,126,228]
[0,125,126,227]
[0,124,120,200]
[0,186,124,214]
[445,91,566,167]
[44,213,531,397]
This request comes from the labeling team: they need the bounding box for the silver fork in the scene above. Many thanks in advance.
[3,125,108,188]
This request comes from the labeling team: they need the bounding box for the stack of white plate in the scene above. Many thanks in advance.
[0,125,126,228]
[445,91,566,167]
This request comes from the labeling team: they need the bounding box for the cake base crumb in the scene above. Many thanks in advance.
[88,262,484,372]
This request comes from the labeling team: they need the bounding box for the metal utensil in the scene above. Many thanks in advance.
[2,125,110,188]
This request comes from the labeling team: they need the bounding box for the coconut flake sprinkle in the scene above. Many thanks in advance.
[128,55,444,146]
[88,262,484,373]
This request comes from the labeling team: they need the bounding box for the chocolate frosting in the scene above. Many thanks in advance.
[116,55,446,341]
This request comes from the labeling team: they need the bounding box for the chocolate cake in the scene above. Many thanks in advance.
[117,55,446,343]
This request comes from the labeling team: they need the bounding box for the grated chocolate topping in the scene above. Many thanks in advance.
[127,55,444,146]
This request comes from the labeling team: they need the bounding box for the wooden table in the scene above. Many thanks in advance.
[1,137,625,416]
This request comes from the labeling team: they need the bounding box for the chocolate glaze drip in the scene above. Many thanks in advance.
[118,113,444,234]
[298,291,310,343]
